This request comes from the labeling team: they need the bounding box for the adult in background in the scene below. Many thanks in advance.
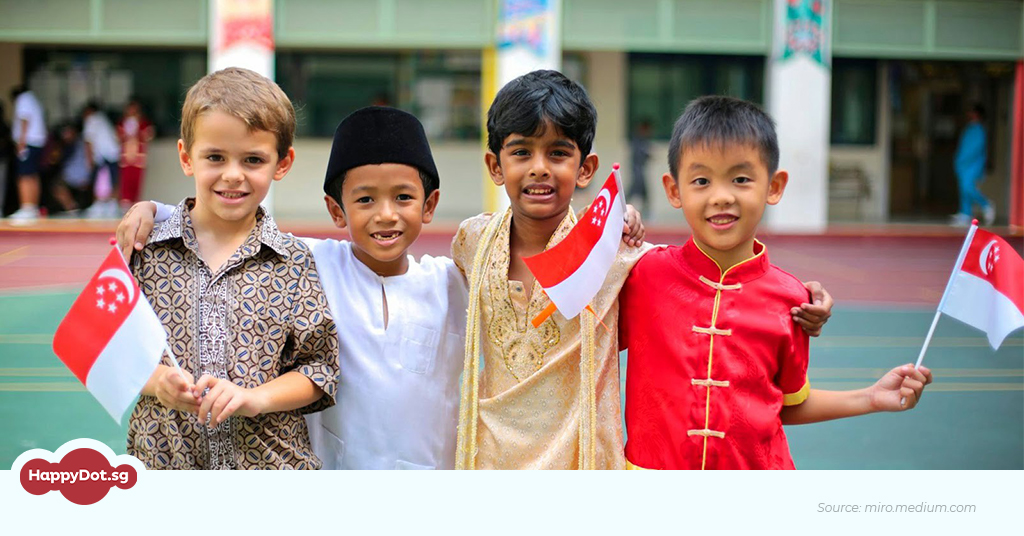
[951,103,994,227]
[82,101,121,218]
[117,98,154,211]
[8,85,47,222]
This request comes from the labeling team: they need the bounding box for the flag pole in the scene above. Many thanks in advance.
[914,220,980,369]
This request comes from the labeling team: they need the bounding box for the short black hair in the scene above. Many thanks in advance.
[326,168,434,209]
[10,85,27,100]
[486,70,597,164]
[972,103,986,120]
[83,100,102,114]
[668,96,779,179]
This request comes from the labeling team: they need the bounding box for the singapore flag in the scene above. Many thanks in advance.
[52,246,167,421]
[524,165,626,321]
[938,226,1024,350]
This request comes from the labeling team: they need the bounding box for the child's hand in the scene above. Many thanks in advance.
[622,204,646,247]
[793,281,833,336]
[116,201,157,259]
[192,375,266,426]
[869,365,933,412]
[153,367,199,414]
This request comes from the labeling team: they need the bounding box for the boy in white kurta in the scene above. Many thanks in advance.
[119,107,467,469]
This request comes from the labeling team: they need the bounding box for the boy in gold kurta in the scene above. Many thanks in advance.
[453,71,833,469]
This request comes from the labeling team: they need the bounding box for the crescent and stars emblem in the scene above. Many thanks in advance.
[590,189,612,227]
[94,268,135,314]
[979,240,1000,276]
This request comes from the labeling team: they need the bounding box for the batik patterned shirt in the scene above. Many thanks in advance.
[126,199,338,469]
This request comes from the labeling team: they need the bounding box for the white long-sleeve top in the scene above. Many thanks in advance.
[301,238,467,470]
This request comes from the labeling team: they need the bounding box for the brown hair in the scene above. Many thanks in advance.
[180,67,295,159]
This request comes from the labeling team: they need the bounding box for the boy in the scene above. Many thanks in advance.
[452,71,832,469]
[127,67,339,469]
[119,106,468,470]
[619,96,933,470]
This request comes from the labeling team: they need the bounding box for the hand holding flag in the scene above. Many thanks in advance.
[52,242,175,422]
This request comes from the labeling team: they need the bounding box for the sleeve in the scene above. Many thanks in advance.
[282,254,339,414]
[450,214,490,278]
[777,303,811,406]
[153,201,174,223]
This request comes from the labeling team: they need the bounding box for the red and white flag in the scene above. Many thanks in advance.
[937,225,1024,350]
[524,165,626,322]
[52,246,167,421]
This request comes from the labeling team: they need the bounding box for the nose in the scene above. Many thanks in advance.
[528,154,551,179]
[708,183,735,207]
[223,160,244,184]
[375,199,400,223]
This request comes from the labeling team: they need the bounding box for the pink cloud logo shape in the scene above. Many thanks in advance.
[12,438,145,505]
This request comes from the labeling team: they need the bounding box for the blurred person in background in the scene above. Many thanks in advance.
[627,119,652,219]
[81,101,121,218]
[951,103,994,227]
[0,102,12,215]
[117,98,154,211]
[8,85,47,222]
[49,122,93,215]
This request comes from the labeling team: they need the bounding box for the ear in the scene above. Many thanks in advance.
[178,139,194,177]
[421,189,440,225]
[324,195,348,229]
[766,169,789,205]
[273,147,296,181]
[575,153,599,189]
[485,152,504,186]
[662,172,682,209]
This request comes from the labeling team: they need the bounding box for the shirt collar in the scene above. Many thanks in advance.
[680,236,769,285]
[148,198,291,260]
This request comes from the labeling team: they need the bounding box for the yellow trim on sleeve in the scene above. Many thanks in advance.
[783,379,811,406]
[626,460,651,470]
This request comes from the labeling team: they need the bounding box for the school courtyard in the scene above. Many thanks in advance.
[0,221,1020,470]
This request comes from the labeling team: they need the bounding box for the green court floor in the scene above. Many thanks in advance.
[1,290,1021,469]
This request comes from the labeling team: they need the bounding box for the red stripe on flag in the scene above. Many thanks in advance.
[52,248,141,384]
[524,171,621,288]
[959,229,1024,315]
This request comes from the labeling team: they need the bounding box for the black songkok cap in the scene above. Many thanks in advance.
[323,106,439,197]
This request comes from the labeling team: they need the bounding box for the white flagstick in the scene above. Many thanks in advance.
[913,220,979,369]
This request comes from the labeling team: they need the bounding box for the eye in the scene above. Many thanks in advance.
[550,149,570,157]
[734,176,752,184]
[692,177,709,186]
[245,156,265,165]
[206,154,224,162]
[510,149,529,157]
[355,196,372,204]
[397,194,414,201]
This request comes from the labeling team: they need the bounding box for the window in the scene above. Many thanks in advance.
[628,53,765,139]
[830,59,877,145]
[23,48,207,137]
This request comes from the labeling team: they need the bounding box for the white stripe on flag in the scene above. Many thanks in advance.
[543,195,625,318]
[85,299,166,421]
[939,271,1024,350]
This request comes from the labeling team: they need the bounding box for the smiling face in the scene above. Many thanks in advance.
[486,121,598,226]
[179,110,293,229]
[663,142,788,270]
[325,163,439,277]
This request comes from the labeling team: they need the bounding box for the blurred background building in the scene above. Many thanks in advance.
[1,0,1021,227]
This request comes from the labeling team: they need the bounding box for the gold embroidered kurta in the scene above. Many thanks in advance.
[452,209,649,469]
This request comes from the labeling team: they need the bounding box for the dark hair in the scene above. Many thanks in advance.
[327,168,434,209]
[10,85,28,100]
[486,70,597,164]
[83,100,102,114]
[971,103,986,121]
[668,95,779,179]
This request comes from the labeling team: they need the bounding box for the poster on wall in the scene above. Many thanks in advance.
[209,0,275,79]
[776,0,831,69]
[496,0,561,87]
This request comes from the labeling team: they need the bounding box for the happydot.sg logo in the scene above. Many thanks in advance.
[12,438,144,505]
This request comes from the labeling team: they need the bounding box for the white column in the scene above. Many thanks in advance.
[208,0,277,213]
[765,0,832,232]
[485,0,563,212]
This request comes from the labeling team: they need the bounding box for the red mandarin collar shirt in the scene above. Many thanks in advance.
[620,238,811,470]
